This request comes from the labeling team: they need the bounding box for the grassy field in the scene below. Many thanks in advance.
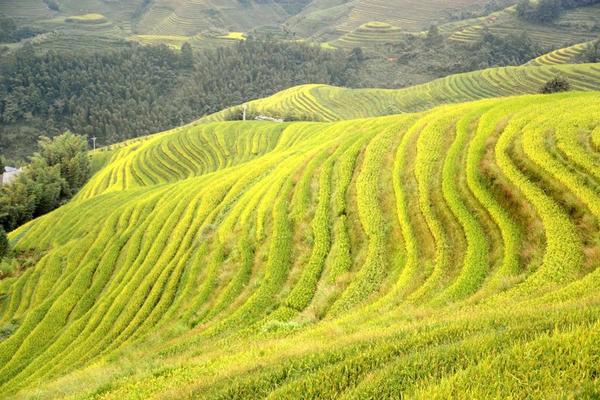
[0,79,600,397]
[205,63,600,122]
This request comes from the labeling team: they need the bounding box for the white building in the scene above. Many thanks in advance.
[1,167,22,186]
[255,115,284,123]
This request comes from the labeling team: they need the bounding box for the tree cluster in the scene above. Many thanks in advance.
[579,39,600,62]
[0,132,90,231]
[0,15,43,43]
[540,75,571,93]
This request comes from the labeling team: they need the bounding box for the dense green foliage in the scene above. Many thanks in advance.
[0,40,353,161]
[0,91,599,398]
[390,29,542,75]
[0,132,90,231]
[0,15,42,44]
[580,39,600,62]
[0,227,8,260]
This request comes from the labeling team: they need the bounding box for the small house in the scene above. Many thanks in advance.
[1,167,22,186]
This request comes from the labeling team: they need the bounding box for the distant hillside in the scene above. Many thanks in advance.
[0,0,516,49]
[205,62,600,122]
[288,0,492,38]
[0,0,492,36]
[446,3,600,49]
[2,90,600,398]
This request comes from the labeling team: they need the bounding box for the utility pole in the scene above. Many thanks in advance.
[91,137,97,150]
[242,104,247,121]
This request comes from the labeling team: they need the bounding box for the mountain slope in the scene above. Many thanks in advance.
[205,62,600,122]
[1,91,600,398]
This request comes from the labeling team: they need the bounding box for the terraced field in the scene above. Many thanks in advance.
[129,35,191,49]
[330,21,405,50]
[448,4,600,48]
[65,13,108,24]
[1,88,600,398]
[527,41,594,66]
[206,63,600,122]
[0,0,52,20]
[334,0,488,33]
[135,0,291,36]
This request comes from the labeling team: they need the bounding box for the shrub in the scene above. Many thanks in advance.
[44,0,60,11]
[540,75,571,93]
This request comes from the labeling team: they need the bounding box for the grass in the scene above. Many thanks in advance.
[0,86,599,398]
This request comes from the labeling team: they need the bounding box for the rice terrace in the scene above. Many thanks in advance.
[0,0,600,399]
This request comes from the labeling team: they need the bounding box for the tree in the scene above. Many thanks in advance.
[35,132,90,197]
[180,42,194,68]
[514,0,596,23]
[540,75,571,93]
[580,39,600,63]
[349,47,365,63]
[0,227,8,259]
[0,173,38,231]
[0,132,90,231]
[44,0,60,11]
[425,25,443,46]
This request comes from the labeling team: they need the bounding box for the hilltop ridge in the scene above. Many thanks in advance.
[205,62,600,122]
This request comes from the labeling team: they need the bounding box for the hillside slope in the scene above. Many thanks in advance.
[205,62,600,122]
[526,40,594,66]
[446,3,600,49]
[1,91,600,398]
